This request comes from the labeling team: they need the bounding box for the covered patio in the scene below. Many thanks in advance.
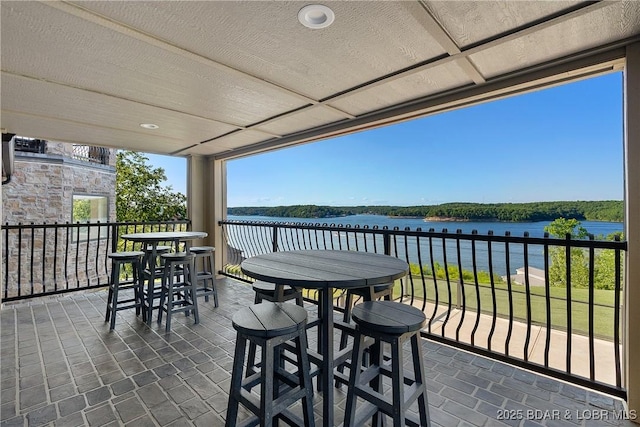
[3,1,640,425]
[1,277,635,427]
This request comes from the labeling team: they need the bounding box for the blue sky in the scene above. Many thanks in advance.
[147,72,623,207]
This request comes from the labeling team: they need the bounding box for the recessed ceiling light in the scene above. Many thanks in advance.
[298,5,334,29]
[140,123,159,130]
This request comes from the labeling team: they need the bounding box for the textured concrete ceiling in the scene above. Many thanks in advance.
[1,1,639,160]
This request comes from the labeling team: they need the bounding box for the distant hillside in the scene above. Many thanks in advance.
[227,201,623,222]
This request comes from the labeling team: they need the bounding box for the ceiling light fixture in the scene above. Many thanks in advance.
[140,123,159,130]
[298,5,334,29]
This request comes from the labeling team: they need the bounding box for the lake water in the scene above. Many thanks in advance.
[228,214,623,238]
[226,214,624,276]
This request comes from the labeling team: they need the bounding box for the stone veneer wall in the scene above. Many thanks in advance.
[2,141,116,224]
[2,141,117,299]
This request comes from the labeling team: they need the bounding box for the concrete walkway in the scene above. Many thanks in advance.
[418,302,621,386]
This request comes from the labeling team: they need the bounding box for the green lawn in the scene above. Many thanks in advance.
[394,275,620,340]
[227,264,621,341]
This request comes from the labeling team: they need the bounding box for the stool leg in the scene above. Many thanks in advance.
[296,328,316,427]
[133,259,141,317]
[188,257,199,324]
[109,262,121,330]
[315,290,324,392]
[157,263,169,327]
[145,273,153,325]
[343,331,365,427]
[140,268,148,323]
[225,334,247,427]
[391,337,405,427]
[192,254,207,303]
[294,286,304,307]
[246,348,258,380]
[165,262,177,332]
[370,338,384,427]
[336,291,354,386]
[246,292,262,378]
[411,334,431,426]
[105,261,116,323]
[260,339,275,427]
[207,253,219,307]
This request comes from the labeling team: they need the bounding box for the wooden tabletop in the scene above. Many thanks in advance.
[241,250,409,289]
[121,231,207,242]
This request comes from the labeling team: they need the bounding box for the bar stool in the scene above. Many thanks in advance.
[252,280,304,306]
[188,246,218,306]
[343,301,430,427]
[247,281,305,377]
[157,252,199,332]
[144,245,173,271]
[226,302,315,427]
[339,283,393,341]
[140,245,173,321]
[105,251,145,330]
[336,283,393,383]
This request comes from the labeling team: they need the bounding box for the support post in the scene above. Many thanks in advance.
[624,42,640,423]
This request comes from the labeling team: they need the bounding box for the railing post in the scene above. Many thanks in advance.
[272,224,279,252]
[383,231,391,256]
[111,223,119,253]
[456,278,462,309]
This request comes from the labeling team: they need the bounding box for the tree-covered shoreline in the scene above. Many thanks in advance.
[228,201,623,223]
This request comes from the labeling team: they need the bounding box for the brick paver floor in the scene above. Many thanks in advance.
[1,278,636,427]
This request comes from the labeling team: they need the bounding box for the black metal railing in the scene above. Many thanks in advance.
[14,137,46,154]
[219,219,627,398]
[1,220,190,302]
[72,145,111,165]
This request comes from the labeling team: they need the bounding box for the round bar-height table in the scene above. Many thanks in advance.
[240,249,409,427]
[122,231,207,324]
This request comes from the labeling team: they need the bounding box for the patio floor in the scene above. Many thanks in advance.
[0,278,635,427]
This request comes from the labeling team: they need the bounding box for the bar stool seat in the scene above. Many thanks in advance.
[188,246,218,306]
[105,251,145,330]
[157,252,199,332]
[252,280,304,305]
[247,281,305,378]
[226,302,315,427]
[343,301,431,427]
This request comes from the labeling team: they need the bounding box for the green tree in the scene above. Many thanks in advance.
[72,199,91,222]
[544,217,588,239]
[593,232,625,290]
[545,218,590,288]
[544,218,623,289]
[116,151,186,222]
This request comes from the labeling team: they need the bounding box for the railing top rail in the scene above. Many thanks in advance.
[2,220,191,231]
[218,219,627,250]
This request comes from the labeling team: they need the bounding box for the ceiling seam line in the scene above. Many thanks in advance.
[1,71,344,145]
[198,126,283,147]
[414,0,486,84]
[461,0,609,53]
[415,0,462,54]
[0,108,193,143]
[45,0,359,120]
[315,0,612,106]
[204,104,353,146]
[1,70,252,131]
[213,48,626,161]
[36,0,598,136]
